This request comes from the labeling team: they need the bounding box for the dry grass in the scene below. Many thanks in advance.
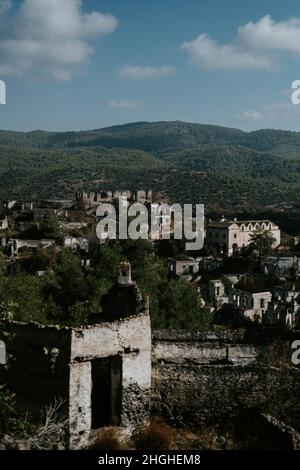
[133,421,174,450]
[31,398,68,450]
[90,427,126,450]
[260,340,292,369]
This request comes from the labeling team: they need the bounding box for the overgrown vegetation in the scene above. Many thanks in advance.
[0,241,212,329]
[90,427,125,451]
[133,421,174,450]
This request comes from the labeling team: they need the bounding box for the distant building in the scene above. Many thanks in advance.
[264,282,300,329]
[228,283,272,323]
[207,279,228,309]
[262,255,300,281]
[2,200,17,211]
[8,239,56,256]
[64,237,89,253]
[59,222,88,231]
[206,218,281,256]
[168,257,200,282]
[0,215,8,230]
[2,201,33,212]
[75,190,153,209]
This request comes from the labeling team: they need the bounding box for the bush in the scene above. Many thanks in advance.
[134,422,173,450]
[90,427,124,450]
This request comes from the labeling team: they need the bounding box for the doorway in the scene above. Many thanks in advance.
[91,356,122,429]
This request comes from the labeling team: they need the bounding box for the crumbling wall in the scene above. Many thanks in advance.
[151,329,300,434]
[3,320,300,449]
[1,321,71,416]
[1,311,152,450]
[69,313,152,448]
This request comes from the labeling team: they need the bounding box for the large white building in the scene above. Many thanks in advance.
[206,218,281,256]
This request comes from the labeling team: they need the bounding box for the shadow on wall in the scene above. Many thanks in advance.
[231,409,300,450]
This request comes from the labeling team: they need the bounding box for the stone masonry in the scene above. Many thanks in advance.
[1,263,152,449]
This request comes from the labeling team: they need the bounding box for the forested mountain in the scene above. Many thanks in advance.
[2,121,300,155]
[0,121,300,209]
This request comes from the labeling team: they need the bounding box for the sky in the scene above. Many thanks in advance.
[1,0,300,131]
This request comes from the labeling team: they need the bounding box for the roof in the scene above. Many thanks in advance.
[207,219,278,229]
[234,275,270,294]
[207,221,233,228]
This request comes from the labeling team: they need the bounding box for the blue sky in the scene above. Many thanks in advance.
[1,0,300,131]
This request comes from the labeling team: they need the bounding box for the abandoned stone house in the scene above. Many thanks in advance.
[205,274,300,328]
[76,190,153,210]
[8,238,56,257]
[263,283,300,329]
[228,285,272,322]
[1,262,152,449]
[264,299,300,329]
[2,200,33,213]
[206,218,281,256]
[167,258,201,282]
[1,263,300,449]
[206,279,229,309]
[262,255,300,281]
[63,236,89,253]
[59,221,88,231]
[0,214,8,231]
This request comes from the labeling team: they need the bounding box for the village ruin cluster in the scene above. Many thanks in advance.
[0,191,299,329]
[0,189,300,450]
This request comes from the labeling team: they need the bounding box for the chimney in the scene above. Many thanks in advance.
[118,262,133,285]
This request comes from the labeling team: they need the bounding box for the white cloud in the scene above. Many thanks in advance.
[0,0,118,81]
[181,34,270,70]
[108,99,139,109]
[181,15,300,70]
[240,110,264,121]
[238,100,300,124]
[237,15,300,54]
[119,65,175,79]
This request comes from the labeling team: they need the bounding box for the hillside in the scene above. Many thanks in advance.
[0,121,300,210]
[2,121,300,156]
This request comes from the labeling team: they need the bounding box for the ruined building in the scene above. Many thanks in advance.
[75,190,153,209]
[2,262,151,449]
[228,285,272,323]
[2,264,300,450]
[206,218,281,256]
[0,214,8,231]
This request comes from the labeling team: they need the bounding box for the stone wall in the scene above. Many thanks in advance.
[2,322,71,412]
[2,322,300,449]
[151,329,300,434]
[69,313,152,448]
[1,311,152,449]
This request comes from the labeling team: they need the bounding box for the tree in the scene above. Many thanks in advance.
[39,213,61,240]
[0,251,7,277]
[50,250,85,316]
[157,279,212,330]
[247,230,276,257]
[122,239,154,268]
[91,243,123,282]
[0,273,46,323]
[22,247,57,273]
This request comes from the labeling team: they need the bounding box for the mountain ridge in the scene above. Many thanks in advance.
[1,120,300,157]
[0,120,300,209]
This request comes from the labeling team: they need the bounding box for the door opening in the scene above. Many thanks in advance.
[91,356,122,429]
